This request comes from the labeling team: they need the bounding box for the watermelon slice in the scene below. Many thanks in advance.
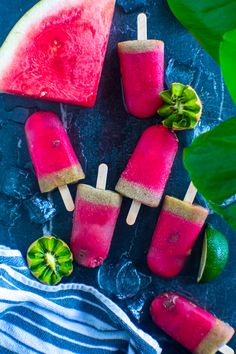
[0,0,115,107]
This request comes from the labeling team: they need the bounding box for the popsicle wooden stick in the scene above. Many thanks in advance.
[137,13,147,41]
[58,185,75,212]
[96,163,108,190]
[126,200,142,226]
[184,181,198,204]
[219,345,234,354]
[96,163,108,191]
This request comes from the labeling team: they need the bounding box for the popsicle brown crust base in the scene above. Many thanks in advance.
[115,178,161,207]
[195,319,235,354]
[39,164,85,193]
[118,40,164,54]
[77,184,122,207]
[163,195,209,224]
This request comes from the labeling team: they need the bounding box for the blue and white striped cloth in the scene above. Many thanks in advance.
[0,246,162,354]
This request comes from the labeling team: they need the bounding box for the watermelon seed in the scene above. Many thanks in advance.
[53,140,60,147]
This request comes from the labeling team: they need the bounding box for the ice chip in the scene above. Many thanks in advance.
[24,194,57,224]
[98,258,143,299]
[116,260,141,299]
[0,166,37,200]
[97,261,117,294]
[138,272,152,290]
[126,290,155,323]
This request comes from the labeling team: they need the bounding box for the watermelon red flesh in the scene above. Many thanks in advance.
[0,0,115,107]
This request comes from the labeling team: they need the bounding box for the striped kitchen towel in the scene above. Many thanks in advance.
[0,246,162,354]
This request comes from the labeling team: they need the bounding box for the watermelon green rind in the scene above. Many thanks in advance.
[0,0,115,107]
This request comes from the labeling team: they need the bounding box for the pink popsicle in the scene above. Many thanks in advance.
[115,125,178,208]
[147,196,209,278]
[118,40,164,118]
[71,184,122,268]
[25,112,85,193]
[150,293,234,353]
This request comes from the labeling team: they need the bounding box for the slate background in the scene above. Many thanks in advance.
[0,0,236,353]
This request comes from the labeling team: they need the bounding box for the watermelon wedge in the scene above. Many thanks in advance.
[0,0,115,107]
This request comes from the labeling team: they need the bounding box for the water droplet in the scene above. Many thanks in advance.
[40,89,48,98]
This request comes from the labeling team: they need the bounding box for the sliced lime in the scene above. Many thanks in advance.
[197,235,208,282]
[197,225,229,283]
[158,82,202,131]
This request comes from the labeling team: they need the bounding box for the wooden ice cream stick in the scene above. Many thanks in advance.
[183,181,198,204]
[219,345,234,354]
[137,13,147,41]
[96,163,108,191]
[126,200,142,226]
[59,185,75,212]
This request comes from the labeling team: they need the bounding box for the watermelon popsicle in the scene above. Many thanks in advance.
[147,183,209,277]
[150,293,235,354]
[115,125,178,225]
[118,13,164,118]
[0,0,115,107]
[25,112,85,211]
[71,164,122,268]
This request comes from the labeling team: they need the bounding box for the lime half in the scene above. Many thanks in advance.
[158,83,202,131]
[197,225,229,283]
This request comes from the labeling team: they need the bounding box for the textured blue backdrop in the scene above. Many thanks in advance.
[0,0,235,353]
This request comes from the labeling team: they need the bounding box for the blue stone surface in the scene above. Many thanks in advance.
[0,166,37,200]
[0,194,19,225]
[117,0,148,14]
[0,1,236,352]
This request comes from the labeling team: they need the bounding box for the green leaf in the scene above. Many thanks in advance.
[167,0,236,63]
[183,116,236,230]
[220,28,236,105]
